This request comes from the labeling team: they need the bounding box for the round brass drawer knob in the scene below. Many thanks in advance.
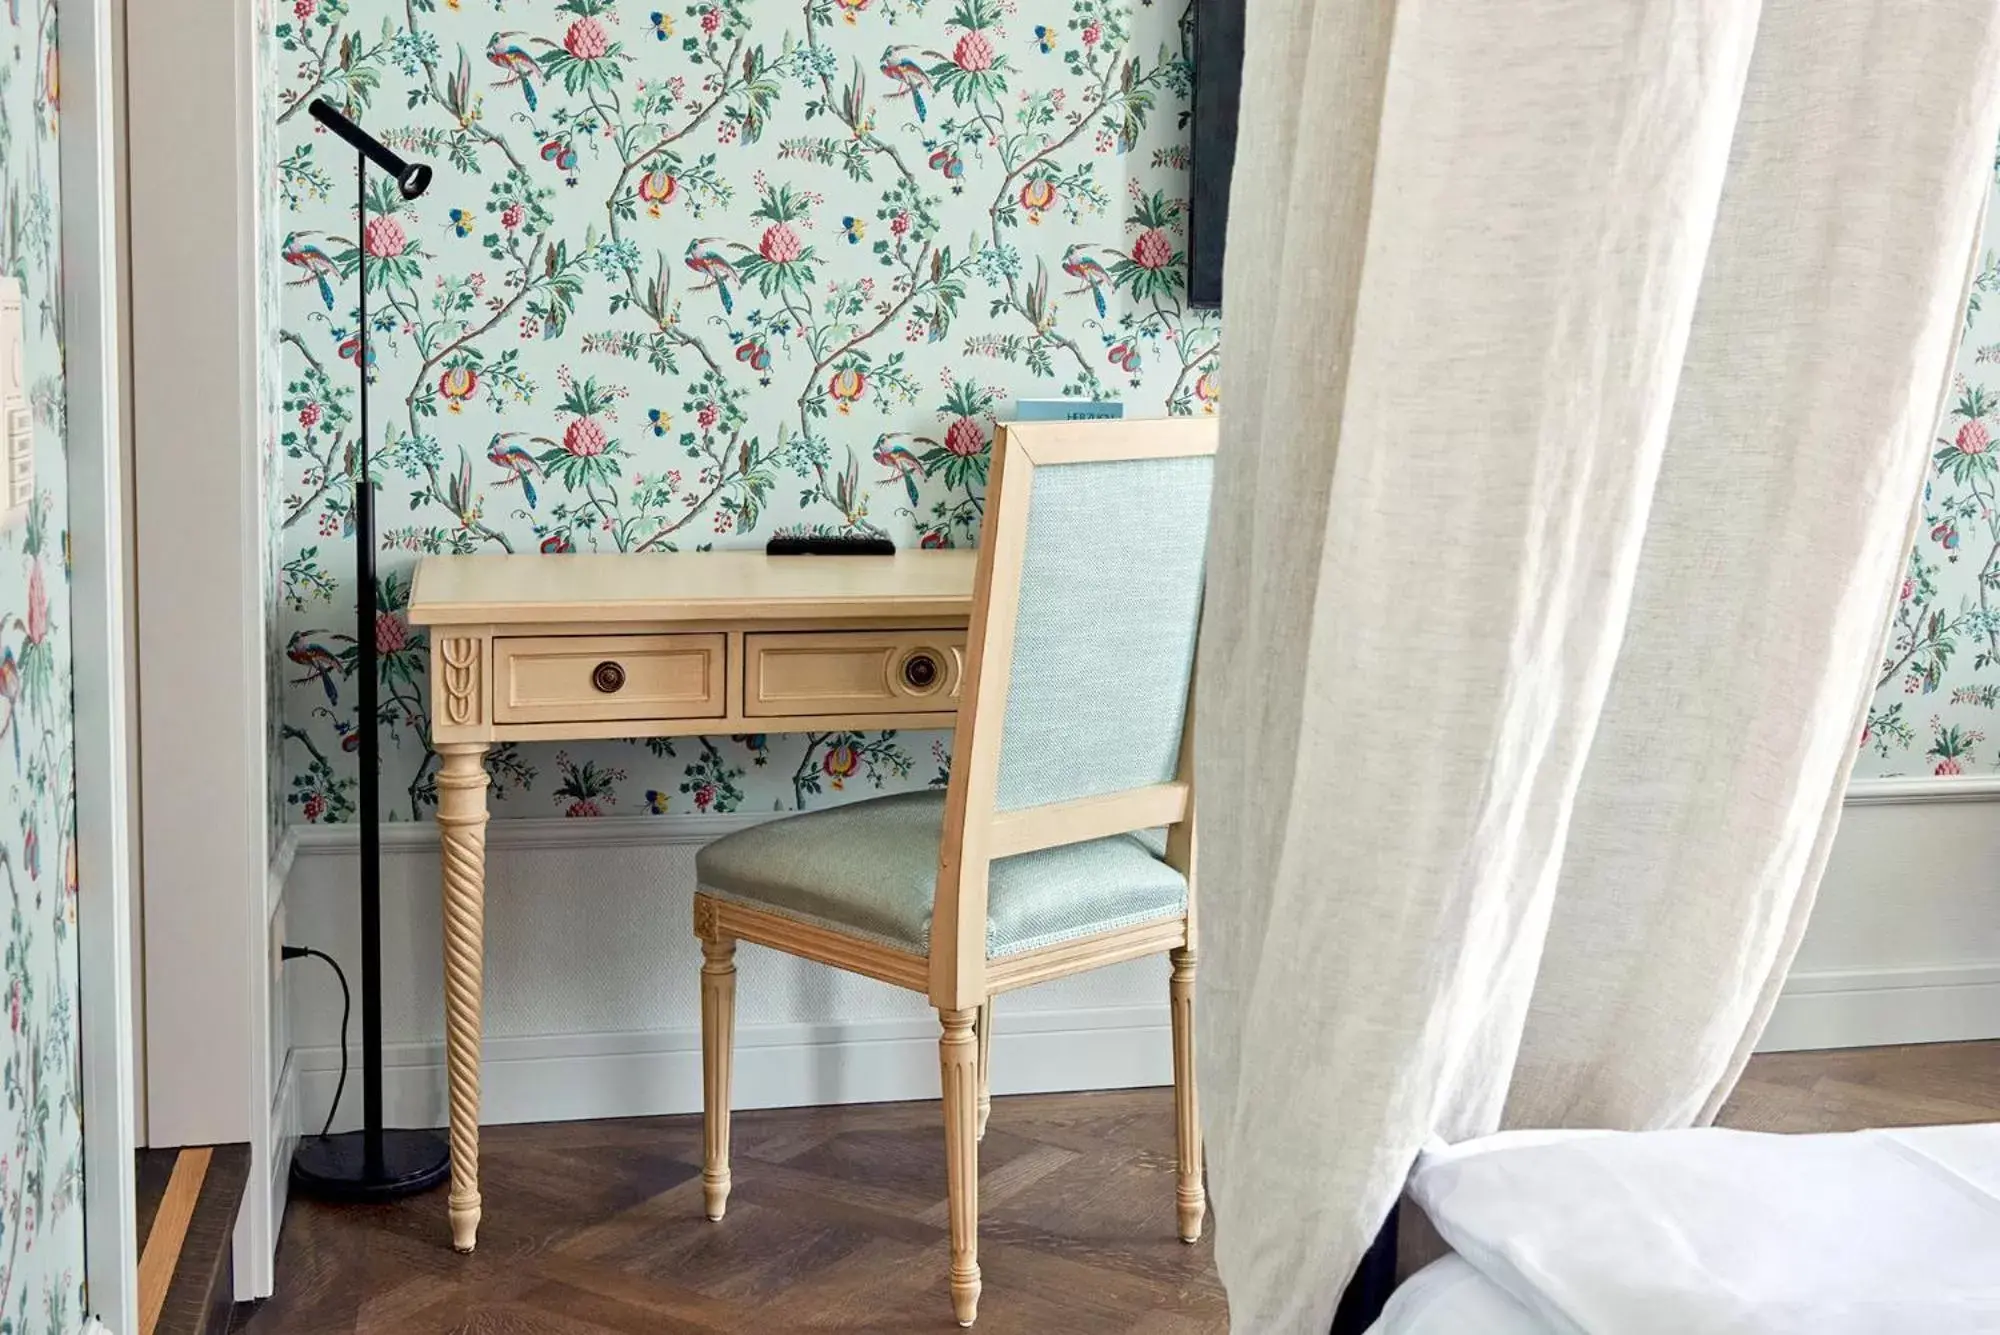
[902,652,940,691]
[591,661,627,694]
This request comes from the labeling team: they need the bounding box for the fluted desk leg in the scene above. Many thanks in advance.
[436,742,490,1253]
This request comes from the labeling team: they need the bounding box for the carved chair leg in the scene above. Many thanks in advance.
[699,921,737,1222]
[1170,946,1205,1244]
[940,1007,982,1326]
[975,999,993,1142]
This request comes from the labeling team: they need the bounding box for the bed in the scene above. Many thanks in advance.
[1366,1122,2000,1335]
[1371,1254,1554,1333]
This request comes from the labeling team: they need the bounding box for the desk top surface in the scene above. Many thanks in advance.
[408,549,979,627]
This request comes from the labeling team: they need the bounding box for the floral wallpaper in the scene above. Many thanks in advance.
[260,0,292,857]
[1863,159,2000,778]
[274,0,1218,823]
[269,0,2000,821]
[0,3,86,1331]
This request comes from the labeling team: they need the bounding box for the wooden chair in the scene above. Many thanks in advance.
[691,417,1215,1326]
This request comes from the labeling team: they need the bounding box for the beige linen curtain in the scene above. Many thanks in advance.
[1195,1,2000,1329]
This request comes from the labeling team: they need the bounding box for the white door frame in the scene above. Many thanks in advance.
[61,0,140,1328]
[123,0,278,1300]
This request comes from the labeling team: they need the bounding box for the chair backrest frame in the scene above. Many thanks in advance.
[929,418,1215,1011]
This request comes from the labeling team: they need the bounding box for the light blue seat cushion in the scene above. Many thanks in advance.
[695,791,1186,959]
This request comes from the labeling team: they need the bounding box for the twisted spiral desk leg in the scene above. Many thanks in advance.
[437,742,490,1254]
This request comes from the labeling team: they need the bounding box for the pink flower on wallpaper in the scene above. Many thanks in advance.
[564,18,611,60]
[1957,419,1990,454]
[953,30,996,71]
[298,402,322,428]
[700,7,720,35]
[295,0,317,20]
[759,222,803,263]
[375,611,408,654]
[363,215,406,259]
[563,417,609,457]
[1132,227,1173,271]
[566,799,603,818]
[1936,756,1964,776]
[25,562,48,646]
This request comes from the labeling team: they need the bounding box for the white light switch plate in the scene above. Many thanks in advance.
[0,278,30,531]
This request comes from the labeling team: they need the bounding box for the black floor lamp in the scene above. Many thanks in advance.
[291,98,452,1201]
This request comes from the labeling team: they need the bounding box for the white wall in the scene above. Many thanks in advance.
[280,814,1174,1135]
[276,779,2000,1142]
[1761,779,2000,1049]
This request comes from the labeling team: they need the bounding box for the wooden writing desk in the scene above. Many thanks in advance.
[408,549,978,1252]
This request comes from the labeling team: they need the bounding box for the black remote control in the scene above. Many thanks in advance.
[765,534,898,556]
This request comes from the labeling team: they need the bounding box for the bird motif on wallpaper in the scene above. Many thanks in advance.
[486,34,543,111]
[287,631,348,706]
[684,240,739,314]
[879,52,931,121]
[1062,245,1112,318]
[0,645,20,767]
[487,432,542,510]
[282,232,340,311]
[873,437,927,507]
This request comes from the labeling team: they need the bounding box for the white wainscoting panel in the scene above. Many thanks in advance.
[278,780,2000,1134]
[282,812,1176,1134]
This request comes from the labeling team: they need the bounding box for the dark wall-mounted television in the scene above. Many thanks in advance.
[1188,0,1244,309]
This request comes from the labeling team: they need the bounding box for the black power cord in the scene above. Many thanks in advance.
[281,946,350,1139]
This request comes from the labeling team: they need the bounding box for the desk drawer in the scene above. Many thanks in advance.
[744,630,965,718]
[493,634,726,725]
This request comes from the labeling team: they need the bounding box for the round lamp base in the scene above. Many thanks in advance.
[290,1129,451,1202]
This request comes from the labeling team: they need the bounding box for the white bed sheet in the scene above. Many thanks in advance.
[1404,1122,2000,1335]
[1368,1255,1558,1335]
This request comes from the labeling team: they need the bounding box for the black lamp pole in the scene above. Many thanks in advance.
[291,98,451,1202]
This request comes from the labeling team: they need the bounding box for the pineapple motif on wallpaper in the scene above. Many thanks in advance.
[274,0,1219,822]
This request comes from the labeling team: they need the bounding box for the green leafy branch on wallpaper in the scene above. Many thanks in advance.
[276,15,397,124]
[928,2,1176,390]
[401,0,530,176]
[773,3,980,514]
[788,731,914,809]
[595,14,763,379]
[280,330,356,535]
[0,485,80,1324]
[0,837,52,1332]
[1906,383,2000,674]
[581,0,963,539]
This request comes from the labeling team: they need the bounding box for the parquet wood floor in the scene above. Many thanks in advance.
[236,1040,1999,1333]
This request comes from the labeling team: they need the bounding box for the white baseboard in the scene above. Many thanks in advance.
[259,1052,296,1294]
[285,966,1999,1137]
[274,779,2000,1143]
[1759,963,2000,1052]
[296,1003,1172,1135]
